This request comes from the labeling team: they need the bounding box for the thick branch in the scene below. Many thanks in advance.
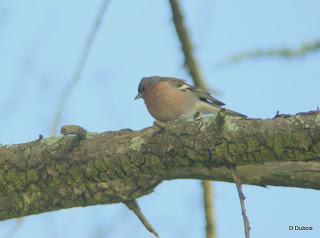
[1,111,320,221]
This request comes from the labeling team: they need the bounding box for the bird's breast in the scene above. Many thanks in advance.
[143,83,196,122]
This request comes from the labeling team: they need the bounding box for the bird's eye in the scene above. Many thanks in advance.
[138,83,144,93]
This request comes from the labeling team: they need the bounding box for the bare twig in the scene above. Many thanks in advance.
[215,38,320,67]
[168,1,216,238]
[50,0,111,135]
[125,200,159,237]
[232,171,251,238]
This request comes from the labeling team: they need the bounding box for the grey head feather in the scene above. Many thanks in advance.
[141,76,163,87]
[136,76,164,99]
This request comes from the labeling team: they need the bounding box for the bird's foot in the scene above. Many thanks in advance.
[153,121,169,130]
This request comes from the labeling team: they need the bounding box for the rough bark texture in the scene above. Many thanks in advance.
[1,111,320,221]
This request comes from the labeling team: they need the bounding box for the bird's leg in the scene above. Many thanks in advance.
[153,120,169,130]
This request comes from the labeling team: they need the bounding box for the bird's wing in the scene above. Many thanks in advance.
[189,87,225,106]
[161,77,225,107]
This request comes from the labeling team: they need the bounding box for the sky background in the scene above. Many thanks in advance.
[0,0,319,237]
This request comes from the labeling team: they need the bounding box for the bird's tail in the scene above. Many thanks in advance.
[222,108,247,118]
[198,101,247,118]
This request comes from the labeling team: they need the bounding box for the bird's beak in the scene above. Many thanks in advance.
[134,93,143,100]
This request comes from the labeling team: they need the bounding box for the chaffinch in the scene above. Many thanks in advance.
[135,76,246,122]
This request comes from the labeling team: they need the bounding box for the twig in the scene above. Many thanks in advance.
[125,200,159,237]
[215,38,320,67]
[232,171,251,238]
[50,0,111,135]
[168,1,216,238]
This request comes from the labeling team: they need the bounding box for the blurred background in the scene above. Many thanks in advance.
[0,0,320,237]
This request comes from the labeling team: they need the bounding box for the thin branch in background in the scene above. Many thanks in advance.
[232,171,251,238]
[201,178,216,237]
[125,200,159,238]
[201,180,216,238]
[169,0,207,90]
[214,38,320,67]
[6,219,23,238]
[168,1,216,238]
[50,0,111,135]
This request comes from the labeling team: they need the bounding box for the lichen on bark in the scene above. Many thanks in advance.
[0,111,319,221]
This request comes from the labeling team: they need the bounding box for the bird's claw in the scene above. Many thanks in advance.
[153,121,168,130]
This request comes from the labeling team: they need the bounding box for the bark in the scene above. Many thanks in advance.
[0,111,320,221]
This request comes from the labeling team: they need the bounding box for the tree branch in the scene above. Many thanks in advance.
[232,171,251,238]
[125,200,159,237]
[169,0,207,89]
[214,38,320,67]
[1,111,320,222]
[201,180,215,238]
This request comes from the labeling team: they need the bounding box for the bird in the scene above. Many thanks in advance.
[134,76,246,122]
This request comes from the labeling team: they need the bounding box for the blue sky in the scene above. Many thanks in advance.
[0,0,319,237]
